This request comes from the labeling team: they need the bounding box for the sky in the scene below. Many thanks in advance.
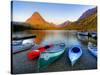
[12,1,96,25]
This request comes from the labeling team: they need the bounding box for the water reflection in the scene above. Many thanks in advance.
[12,30,97,50]
[28,30,82,48]
[27,30,46,44]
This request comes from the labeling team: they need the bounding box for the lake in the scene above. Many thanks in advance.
[12,30,97,74]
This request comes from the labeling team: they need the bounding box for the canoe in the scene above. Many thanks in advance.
[77,32,88,41]
[90,32,97,40]
[38,43,66,71]
[78,32,88,36]
[12,40,22,46]
[68,46,82,66]
[12,39,34,53]
[91,32,97,37]
[27,44,54,60]
[88,42,97,57]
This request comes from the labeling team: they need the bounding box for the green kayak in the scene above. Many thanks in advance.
[38,43,66,71]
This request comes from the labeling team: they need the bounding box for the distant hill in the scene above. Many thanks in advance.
[58,21,71,27]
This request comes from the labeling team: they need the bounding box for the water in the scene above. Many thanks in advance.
[27,30,82,46]
[12,30,97,74]
[12,30,89,47]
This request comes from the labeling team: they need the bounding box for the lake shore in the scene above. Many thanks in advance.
[12,44,97,74]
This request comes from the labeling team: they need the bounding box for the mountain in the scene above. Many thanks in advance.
[62,7,97,32]
[79,7,97,20]
[57,21,71,29]
[59,20,71,26]
[12,7,97,31]
[26,12,47,25]
[77,7,97,31]
[26,12,57,30]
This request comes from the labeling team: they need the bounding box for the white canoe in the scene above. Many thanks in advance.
[91,32,97,37]
[78,32,88,36]
[68,46,82,66]
[12,40,22,46]
[88,42,97,57]
[12,39,34,53]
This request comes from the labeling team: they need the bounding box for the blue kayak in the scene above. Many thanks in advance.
[68,46,82,66]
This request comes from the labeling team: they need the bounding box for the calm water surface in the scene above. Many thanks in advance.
[12,30,97,74]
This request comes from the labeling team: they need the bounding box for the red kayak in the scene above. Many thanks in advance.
[27,44,54,60]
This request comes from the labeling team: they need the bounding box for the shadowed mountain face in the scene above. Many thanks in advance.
[12,7,97,31]
[79,7,97,20]
[62,7,97,32]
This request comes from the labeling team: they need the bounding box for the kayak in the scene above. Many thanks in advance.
[91,32,97,38]
[12,39,34,53]
[38,43,66,71]
[27,44,54,60]
[68,46,82,66]
[78,32,88,36]
[77,32,88,41]
[12,40,22,46]
[88,42,97,57]
[90,32,97,40]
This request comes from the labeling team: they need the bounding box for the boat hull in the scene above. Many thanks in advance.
[78,32,88,36]
[68,46,82,66]
[12,43,34,53]
[12,39,35,53]
[38,49,65,71]
[88,42,97,57]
